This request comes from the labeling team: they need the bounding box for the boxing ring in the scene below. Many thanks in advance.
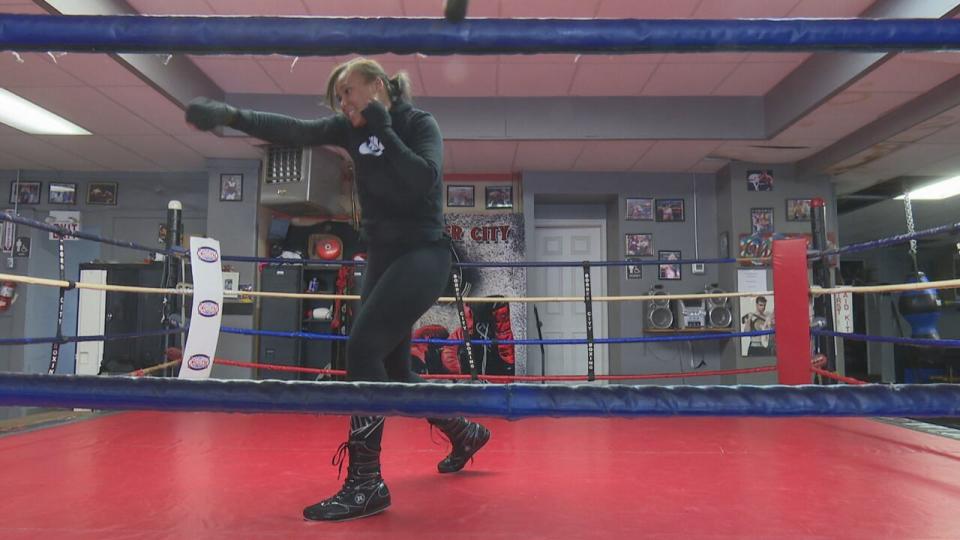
[4,13,960,540]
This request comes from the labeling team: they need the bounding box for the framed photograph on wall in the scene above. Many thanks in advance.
[625,233,654,256]
[87,182,117,205]
[9,181,41,205]
[220,173,243,202]
[786,198,812,221]
[746,169,774,191]
[626,258,643,280]
[447,185,475,207]
[655,198,685,222]
[485,185,513,209]
[751,207,774,234]
[658,250,681,280]
[48,182,77,205]
[625,197,654,221]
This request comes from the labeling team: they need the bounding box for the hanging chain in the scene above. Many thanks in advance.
[903,193,919,270]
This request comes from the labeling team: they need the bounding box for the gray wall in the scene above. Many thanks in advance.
[1,169,208,419]
[522,164,838,385]
[523,171,724,384]
[839,196,960,381]
[204,159,261,380]
[716,163,837,384]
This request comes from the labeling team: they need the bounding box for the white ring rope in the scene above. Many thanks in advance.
[8,272,960,303]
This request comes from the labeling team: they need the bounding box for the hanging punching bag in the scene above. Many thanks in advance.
[897,271,942,340]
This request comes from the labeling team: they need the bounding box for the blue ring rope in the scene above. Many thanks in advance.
[6,16,960,54]
[813,329,960,348]
[0,211,186,257]
[2,373,959,418]
[0,326,770,347]
[811,221,960,259]
[222,255,739,268]
[221,326,773,345]
[0,327,187,346]
[1,210,738,269]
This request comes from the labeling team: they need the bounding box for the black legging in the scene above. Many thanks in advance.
[345,238,452,382]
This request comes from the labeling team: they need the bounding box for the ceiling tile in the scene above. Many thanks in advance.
[743,52,810,64]
[446,140,517,172]
[500,0,600,18]
[641,63,737,96]
[577,54,665,65]
[497,63,577,96]
[569,63,655,96]
[849,55,960,93]
[693,0,799,18]
[98,86,195,136]
[177,134,264,160]
[514,141,584,171]
[0,53,83,88]
[596,0,700,18]
[0,3,45,14]
[191,57,282,93]
[631,140,723,172]
[711,141,821,163]
[54,54,146,87]
[303,0,405,16]
[258,57,339,95]
[0,135,103,170]
[404,0,499,18]
[787,0,876,17]
[419,61,497,96]
[574,140,656,171]
[712,62,799,96]
[206,0,308,15]
[23,86,162,136]
[127,0,215,15]
[35,135,162,171]
[106,135,206,171]
[780,91,919,140]
[496,54,579,64]
[660,53,748,64]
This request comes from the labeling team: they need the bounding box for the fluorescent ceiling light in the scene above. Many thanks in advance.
[895,175,960,201]
[0,87,91,135]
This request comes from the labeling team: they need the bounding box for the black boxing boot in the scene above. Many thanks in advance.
[428,417,490,473]
[303,416,391,521]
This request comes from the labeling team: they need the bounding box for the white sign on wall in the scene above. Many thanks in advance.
[831,292,854,334]
[47,211,81,241]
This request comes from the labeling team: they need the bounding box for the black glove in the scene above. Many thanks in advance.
[185,97,237,131]
[361,99,392,132]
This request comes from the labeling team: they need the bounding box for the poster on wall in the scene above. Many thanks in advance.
[412,213,526,377]
[746,170,774,191]
[738,269,774,357]
[738,232,838,267]
[46,211,81,240]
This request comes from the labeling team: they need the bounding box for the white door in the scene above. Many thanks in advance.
[76,269,106,375]
[530,219,607,382]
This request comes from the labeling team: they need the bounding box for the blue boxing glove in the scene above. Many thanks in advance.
[185,97,237,131]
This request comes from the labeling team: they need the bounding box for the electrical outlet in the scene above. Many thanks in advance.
[692,263,705,275]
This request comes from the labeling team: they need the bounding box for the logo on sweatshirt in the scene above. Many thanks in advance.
[359,135,384,157]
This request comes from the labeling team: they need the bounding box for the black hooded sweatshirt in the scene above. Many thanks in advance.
[230,100,443,246]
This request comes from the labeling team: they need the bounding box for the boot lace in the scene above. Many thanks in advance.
[331,441,349,480]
